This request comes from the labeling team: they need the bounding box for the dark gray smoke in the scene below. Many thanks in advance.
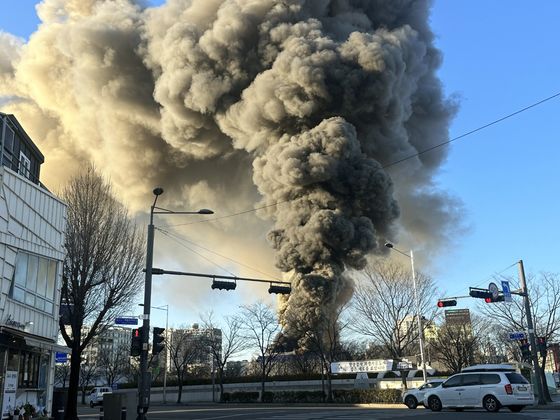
[0,0,457,342]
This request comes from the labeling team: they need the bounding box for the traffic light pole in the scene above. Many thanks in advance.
[518,260,545,405]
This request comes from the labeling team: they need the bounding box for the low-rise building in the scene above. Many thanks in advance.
[0,113,67,416]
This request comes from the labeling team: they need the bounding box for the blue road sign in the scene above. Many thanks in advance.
[509,332,526,340]
[501,280,512,302]
[55,352,68,363]
[115,317,138,325]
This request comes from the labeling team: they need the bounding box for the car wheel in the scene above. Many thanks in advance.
[509,405,524,413]
[404,395,418,409]
[428,396,442,412]
[483,395,500,412]
[90,401,94,408]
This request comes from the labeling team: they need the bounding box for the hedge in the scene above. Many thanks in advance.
[332,389,402,404]
[222,389,402,404]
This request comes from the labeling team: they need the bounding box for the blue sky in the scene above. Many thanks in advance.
[2,1,559,331]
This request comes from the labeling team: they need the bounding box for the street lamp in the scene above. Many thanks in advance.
[138,187,213,420]
[385,242,427,382]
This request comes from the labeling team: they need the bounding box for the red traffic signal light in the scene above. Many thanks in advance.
[130,327,144,357]
[485,295,505,303]
[437,299,457,308]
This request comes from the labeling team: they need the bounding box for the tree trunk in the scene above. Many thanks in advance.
[540,357,552,402]
[80,386,86,405]
[260,364,265,403]
[64,346,81,420]
[177,379,183,404]
[321,365,325,402]
[218,369,225,402]
[326,365,333,403]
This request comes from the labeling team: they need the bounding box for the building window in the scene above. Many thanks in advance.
[10,251,57,314]
[2,124,14,167]
[17,350,41,389]
[18,151,31,179]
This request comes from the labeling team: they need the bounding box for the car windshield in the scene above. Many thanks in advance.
[424,382,442,389]
[506,373,529,384]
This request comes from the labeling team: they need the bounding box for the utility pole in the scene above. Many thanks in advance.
[518,260,545,405]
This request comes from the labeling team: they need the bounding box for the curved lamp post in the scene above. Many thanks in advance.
[137,187,213,419]
[385,242,427,383]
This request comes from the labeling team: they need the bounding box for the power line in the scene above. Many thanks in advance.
[163,91,560,229]
[157,229,237,277]
[444,260,519,299]
[156,227,279,280]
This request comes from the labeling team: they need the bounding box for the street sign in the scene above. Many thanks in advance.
[115,317,138,325]
[509,331,526,340]
[488,282,499,300]
[501,280,513,302]
[55,352,68,363]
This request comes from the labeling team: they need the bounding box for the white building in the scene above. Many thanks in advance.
[81,326,131,364]
[0,114,67,417]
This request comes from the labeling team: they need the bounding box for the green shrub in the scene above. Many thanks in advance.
[228,391,260,402]
[332,389,402,404]
[270,391,325,403]
[262,391,274,403]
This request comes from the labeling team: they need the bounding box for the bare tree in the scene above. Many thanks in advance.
[240,302,282,402]
[97,345,131,387]
[168,327,205,403]
[479,272,560,401]
[79,360,98,406]
[58,166,145,419]
[350,260,437,361]
[430,316,488,373]
[55,363,71,389]
[301,303,349,402]
[201,312,248,402]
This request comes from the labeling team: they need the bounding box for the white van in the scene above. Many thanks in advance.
[88,386,112,408]
[423,366,534,413]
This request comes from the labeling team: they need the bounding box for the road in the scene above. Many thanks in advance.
[77,405,560,420]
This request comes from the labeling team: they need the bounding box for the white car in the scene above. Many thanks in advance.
[402,379,444,409]
[423,364,534,413]
[88,386,112,408]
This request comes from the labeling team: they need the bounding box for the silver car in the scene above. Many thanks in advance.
[403,379,444,409]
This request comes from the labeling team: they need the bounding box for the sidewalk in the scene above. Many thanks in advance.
[529,392,560,410]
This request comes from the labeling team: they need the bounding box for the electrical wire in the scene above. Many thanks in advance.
[163,91,560,229]
[156,226,279,280]
[157,229,237,277]
[444,260,519,299]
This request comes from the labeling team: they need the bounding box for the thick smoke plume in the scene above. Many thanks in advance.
[0,0,458,343]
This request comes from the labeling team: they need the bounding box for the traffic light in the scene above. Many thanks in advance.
[211,280,237,291]
[484,294,505,303]
[537,336,547,358]
[437,299,457,308]
[469,287,493,300]
[268,285,291,295]
[519,339,531,362]
[130,327,144,357]
[152,327,165,356]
